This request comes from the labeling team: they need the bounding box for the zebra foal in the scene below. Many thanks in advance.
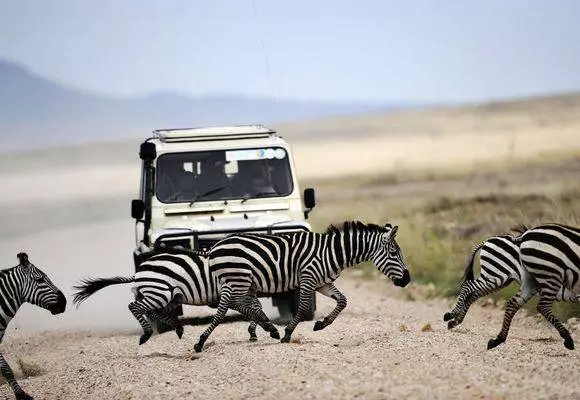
[0,253,66,400]
[73,248,279,345]
[444,233,579,332]
[194,221,411,352]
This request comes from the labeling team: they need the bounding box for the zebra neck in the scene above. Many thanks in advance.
[0,269,25,324]
[331,232,373,269]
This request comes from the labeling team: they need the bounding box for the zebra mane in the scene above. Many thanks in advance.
[148,246,209,258]
[0,266,17,276]
[325,221,392,234]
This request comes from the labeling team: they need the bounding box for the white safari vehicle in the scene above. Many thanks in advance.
[130,125,317,320]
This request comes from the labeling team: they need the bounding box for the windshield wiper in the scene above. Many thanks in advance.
[240,191,278,204]
[189,186,227,206]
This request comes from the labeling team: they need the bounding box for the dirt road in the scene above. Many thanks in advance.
[2,277,578,400]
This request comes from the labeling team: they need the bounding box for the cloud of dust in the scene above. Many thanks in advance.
[0,215,282,338]
[0,218,141,336]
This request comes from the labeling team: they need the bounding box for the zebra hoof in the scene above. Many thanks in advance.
[564,337,575,350]
[16,392,34,400]
[175,326,184,339]
[313,320,325,331]
[194,343,203,353]
[139,333,152,345]
[447,320,458,330]
[281,335,291,343]
[249,336,258,342]
[270,330,280,340]
[443,312,454,322]
[487,337,504,350]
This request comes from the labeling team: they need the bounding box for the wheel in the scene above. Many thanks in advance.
[273,289,316,322]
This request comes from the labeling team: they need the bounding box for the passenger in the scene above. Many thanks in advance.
[236,160,277,197]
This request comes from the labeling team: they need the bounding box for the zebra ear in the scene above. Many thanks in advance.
[385,225,399,241]
[17,252,30,267]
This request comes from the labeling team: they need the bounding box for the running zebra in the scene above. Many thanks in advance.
[194,221,411,352]
[488,223,580,350]
[72,248,279,345]
[444,233,579,331]
[0,253,66,400]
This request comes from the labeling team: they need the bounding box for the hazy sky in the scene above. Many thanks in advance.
[1,0,579,102]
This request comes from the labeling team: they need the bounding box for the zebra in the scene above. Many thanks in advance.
[193,221,411,352]
[0,253,66,400]
[72,247,280,345]
[444,233,579,331]
[488,223,580,350]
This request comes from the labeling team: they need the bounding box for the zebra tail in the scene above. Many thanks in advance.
[72,276,135,307]
[461,241,486,282]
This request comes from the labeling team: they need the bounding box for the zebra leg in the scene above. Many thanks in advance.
[447,279,509,329]
[487,287,536,350]
[229,292,279,341]
[313,283,346,331]
[445,277,511,327]
[194,285,233,353]
[443,281,475,322]
[536,291,574,350]
[246,297,279,341]
[147,307,184,339]
[0,351,33,400]
[165,303,185,339]
[128,300,155,345]
[281,281,316,343]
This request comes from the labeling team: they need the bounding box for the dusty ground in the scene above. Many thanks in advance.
[1,94,579,399]
[1,277,579,400]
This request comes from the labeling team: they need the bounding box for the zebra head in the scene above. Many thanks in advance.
[370,224,410,287]
[16,253,67,315]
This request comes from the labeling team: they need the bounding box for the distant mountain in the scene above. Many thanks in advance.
[0,59,402,153]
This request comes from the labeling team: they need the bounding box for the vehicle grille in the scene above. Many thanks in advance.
[195,238,220,252]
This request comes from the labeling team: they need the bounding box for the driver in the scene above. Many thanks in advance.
[157,159,196,202]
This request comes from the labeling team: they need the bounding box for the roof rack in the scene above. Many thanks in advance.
[153,125,277,142]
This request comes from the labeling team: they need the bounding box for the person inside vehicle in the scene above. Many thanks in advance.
[195,159,230,200]
[157,158,197,202]
[235,160,277,199]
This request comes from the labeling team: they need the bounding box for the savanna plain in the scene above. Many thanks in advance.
[0,94,579,399]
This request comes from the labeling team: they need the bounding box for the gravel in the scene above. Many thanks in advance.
[1,277,579,400]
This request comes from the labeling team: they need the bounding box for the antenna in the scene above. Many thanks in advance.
[251,0,277,104]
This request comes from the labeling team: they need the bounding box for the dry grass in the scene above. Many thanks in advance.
[306,153,580,318]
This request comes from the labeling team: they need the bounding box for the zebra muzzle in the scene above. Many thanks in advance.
[394,270,410,287]
[49,291,67,314]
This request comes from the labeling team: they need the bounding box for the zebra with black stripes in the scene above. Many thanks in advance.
[488,223,580,350]
[193,221,411,352]
[0,253,66,400]
[73,248,279,345]
[444,233,579,331]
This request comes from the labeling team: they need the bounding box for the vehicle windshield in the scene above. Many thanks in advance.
[156,147,294,203]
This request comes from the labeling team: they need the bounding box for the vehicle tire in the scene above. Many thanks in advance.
[274,289,316,322]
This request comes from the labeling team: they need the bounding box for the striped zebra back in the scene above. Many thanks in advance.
[518,223,580,288]
[209,220,410,292]
[478,234,522,282]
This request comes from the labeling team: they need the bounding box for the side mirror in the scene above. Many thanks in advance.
[303,188,316,219]
[131,199,145,220]
[139,142,156,161]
